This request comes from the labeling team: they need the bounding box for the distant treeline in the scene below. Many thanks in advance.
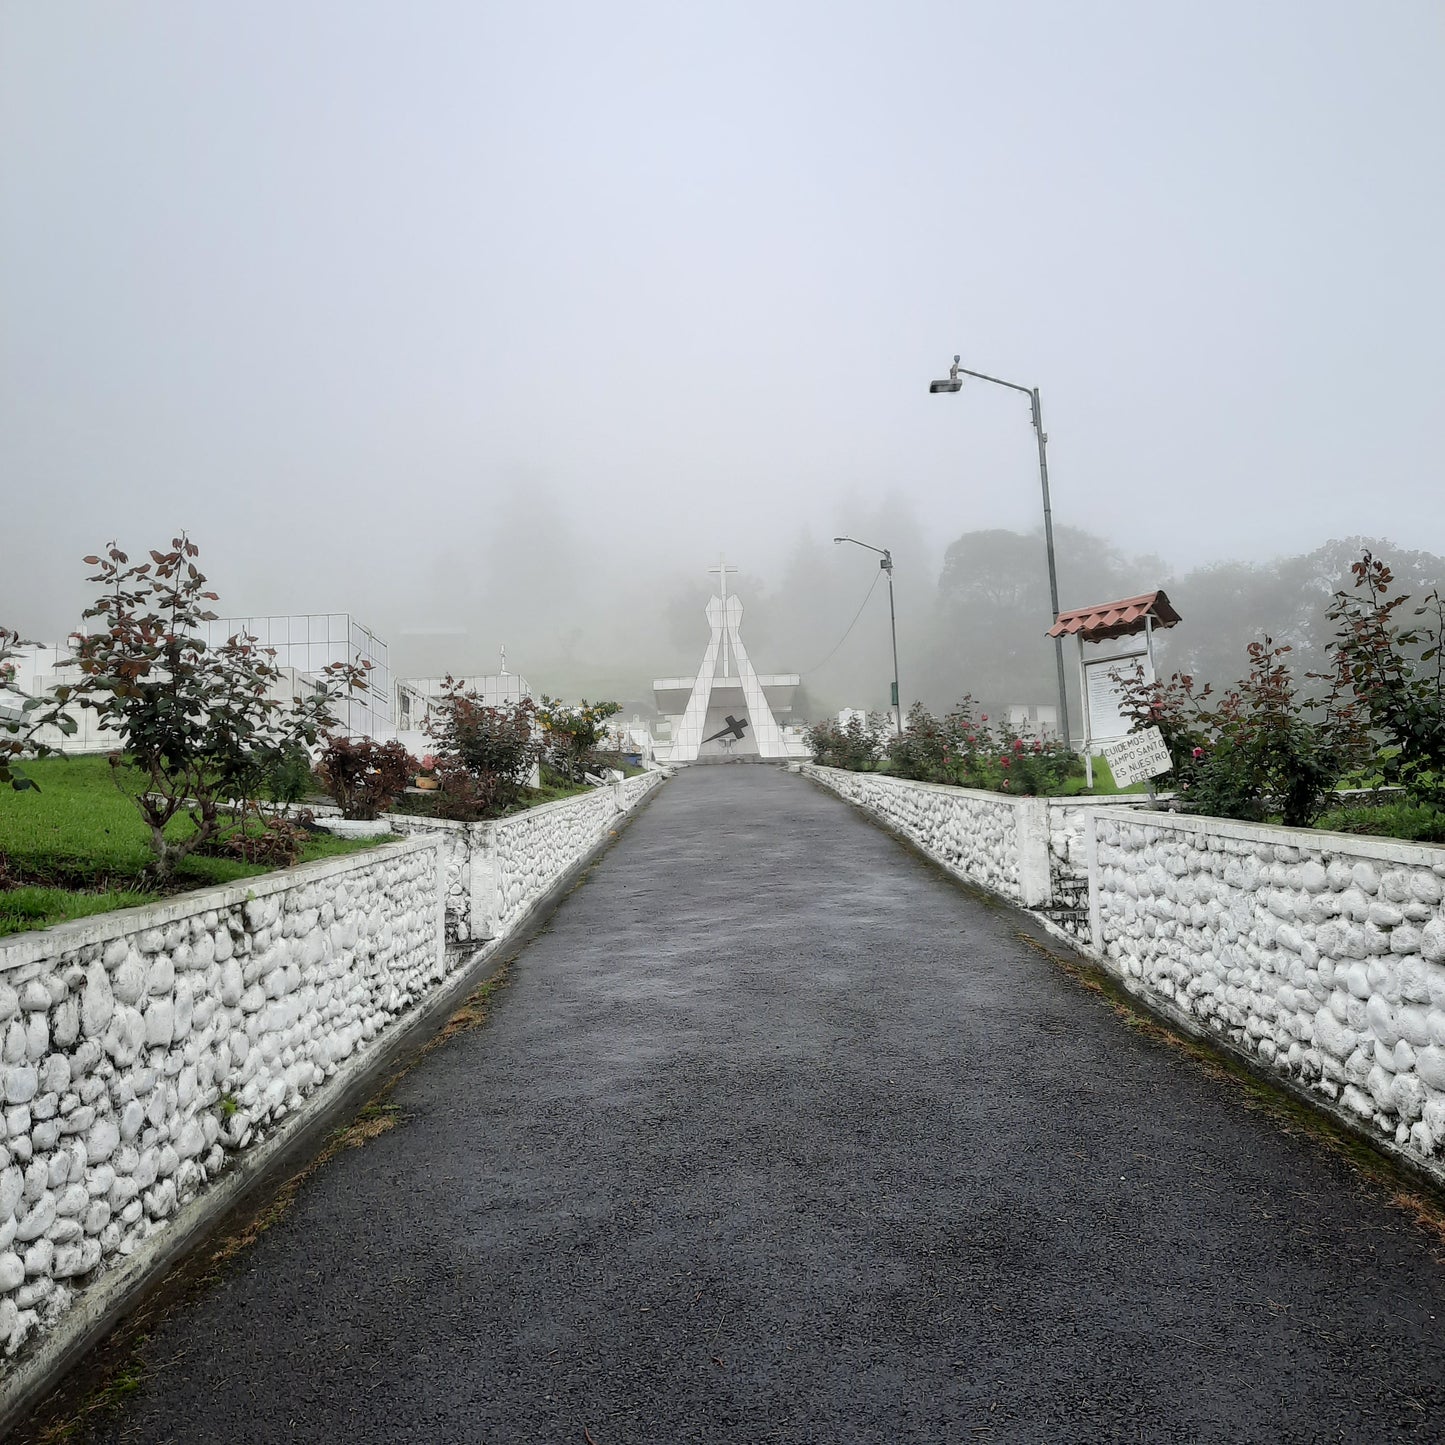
[712,526,1445,725]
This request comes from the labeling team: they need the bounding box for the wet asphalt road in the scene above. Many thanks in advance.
[85,766,1445,1443]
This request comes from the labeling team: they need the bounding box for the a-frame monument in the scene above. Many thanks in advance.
[653,556,799,762]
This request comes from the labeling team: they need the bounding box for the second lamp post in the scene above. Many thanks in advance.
[834,535,902,735]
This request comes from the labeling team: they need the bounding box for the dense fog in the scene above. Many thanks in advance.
[3,5,1441,729]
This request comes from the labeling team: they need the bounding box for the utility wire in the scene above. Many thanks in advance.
[799,570,884,676]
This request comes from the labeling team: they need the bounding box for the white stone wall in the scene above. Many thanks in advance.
[617,771,664,811]
[493,780,642,935]
[801,765,1038,904]
[1045,796,1155,942]
[1093,812,1445,1172]
[0,836,444,1363]
[311,770,666,945]
[0,770,670,1406]
[383,816,474,942]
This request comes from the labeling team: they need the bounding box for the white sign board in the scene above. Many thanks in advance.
[1084,663,1129,741]
[1082,649,1151,743]
[1103,726,1173,788]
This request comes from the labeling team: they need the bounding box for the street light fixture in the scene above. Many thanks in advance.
[928,353,1072,748]
[834,535,902,735]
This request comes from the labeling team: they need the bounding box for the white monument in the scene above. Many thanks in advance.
[653,556,800,762]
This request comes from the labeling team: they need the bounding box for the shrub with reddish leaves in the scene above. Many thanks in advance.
[317,736,417,820]
[426,680,542,818]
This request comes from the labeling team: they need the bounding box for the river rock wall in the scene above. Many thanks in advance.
[1093,812,1445,1171]
[0,836,444,1364]
[492,773,664,936]
[800,765,1044,905]
[0,768,669,1402]
[314,771,668,944]
[803,762,1445,1179]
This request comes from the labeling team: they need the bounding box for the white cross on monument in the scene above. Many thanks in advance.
[709,554,737,676]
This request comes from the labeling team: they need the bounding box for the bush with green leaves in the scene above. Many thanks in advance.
[809,696,1082,797]
[260,742,316,807]
[886,697,1081,795]
[887,702,956,783]
[805,712,888,771]
[992,732,1085,795]
[1110,665,1215,793]
[32,539,366,878]
[536,695,623,781]
[1216,641,1365,826]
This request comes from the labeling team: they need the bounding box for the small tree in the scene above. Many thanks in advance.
[1112,664,1216,791]
[1114,641,1366,826]
[1197,641,1366,827]
[36,539,366,878]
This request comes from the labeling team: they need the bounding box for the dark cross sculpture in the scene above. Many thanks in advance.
[702,715,748,745]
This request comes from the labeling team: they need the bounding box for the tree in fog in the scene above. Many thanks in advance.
[1159,537,1445,691]
[926,525,1166,715]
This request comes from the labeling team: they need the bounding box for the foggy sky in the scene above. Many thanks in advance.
[2,2,1441,701]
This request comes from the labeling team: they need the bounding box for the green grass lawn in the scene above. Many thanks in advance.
[383,766,602,820]
[0,755,377,938]
[1050,754,1154,797]
[1315,800,1445,844]
[518,773,596,808]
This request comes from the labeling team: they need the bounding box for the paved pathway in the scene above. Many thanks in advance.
[83,767,1445,1442]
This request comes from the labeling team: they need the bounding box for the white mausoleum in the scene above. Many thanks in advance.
[198,613,392,739]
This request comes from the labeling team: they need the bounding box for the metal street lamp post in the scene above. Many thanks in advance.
[834,535,902,735]
[929,355,1072,748]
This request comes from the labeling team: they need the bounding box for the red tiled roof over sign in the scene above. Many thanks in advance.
[1046,590,1181,643]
